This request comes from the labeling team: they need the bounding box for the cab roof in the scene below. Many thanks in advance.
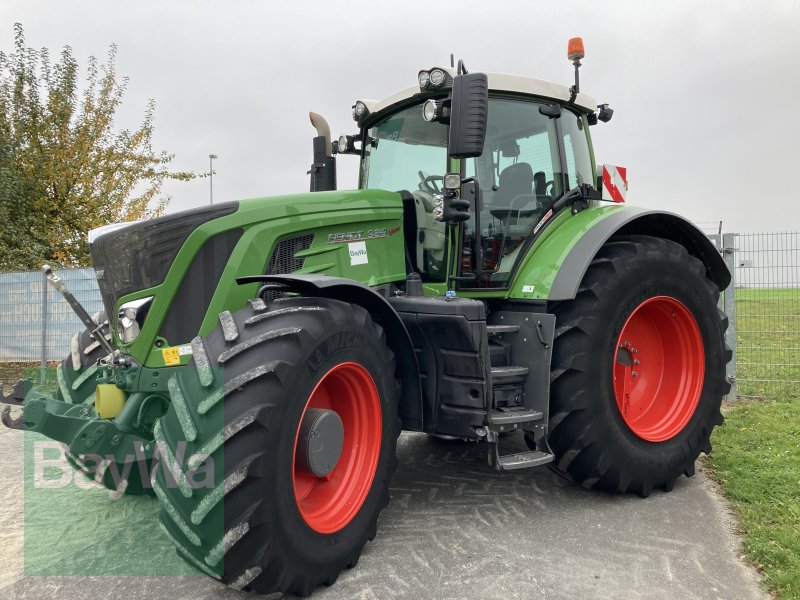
[362,68,597,121]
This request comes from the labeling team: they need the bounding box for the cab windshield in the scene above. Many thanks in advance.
[360,103,448,192]
[361,103,450,280]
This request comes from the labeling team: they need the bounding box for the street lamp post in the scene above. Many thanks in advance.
[209,154,218,205]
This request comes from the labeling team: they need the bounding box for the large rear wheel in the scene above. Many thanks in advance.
[544,235,730,496]
[153,297,400,596]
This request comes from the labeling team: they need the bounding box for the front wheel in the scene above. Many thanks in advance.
[543,235,730,497]
[153,297,400,596]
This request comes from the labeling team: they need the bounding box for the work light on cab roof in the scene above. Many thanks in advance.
[418,67,451,90]
[352,100,370,123]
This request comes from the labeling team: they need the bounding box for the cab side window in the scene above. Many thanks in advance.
[561,110,593,190]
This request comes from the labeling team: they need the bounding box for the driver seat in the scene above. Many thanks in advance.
[534,170,547,198]
[494,162,534,205]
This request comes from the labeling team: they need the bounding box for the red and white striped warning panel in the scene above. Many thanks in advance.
[600,164,627,203]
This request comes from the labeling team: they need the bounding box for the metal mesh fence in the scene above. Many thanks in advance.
[1,233,799,401]
[730,233,800,399]
[0,268,102,369]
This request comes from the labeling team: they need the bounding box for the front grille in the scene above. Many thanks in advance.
[267,234,314,274]
[263,234,314,301]
[91,202,238,322]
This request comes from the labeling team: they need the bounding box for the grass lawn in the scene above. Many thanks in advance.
[707,286,800,598]
[706,400,800,598]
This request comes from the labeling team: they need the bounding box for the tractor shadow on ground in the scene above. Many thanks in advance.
[305,431,699,600]
[390,430,580,503]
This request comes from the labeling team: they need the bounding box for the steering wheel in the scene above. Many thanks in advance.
[418,170,443,194]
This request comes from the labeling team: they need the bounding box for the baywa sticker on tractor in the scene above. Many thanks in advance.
[348,241,368,265]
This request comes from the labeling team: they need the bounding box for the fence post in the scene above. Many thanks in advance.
[40,269,48,384]
[722,233,737,401]
[708,234,723,311]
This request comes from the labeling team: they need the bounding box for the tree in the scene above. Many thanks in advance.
[0,23,194,270]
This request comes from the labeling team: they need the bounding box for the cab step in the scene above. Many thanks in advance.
[489,407,543,425]
[491,365,528,384]
[489,445,554,471]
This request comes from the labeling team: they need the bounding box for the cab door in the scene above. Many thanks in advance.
[459,98,561,288]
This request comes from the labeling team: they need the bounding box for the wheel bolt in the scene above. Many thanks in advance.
[624,341,630,347]
[632,371,638,377]
[633,359,640,365]
[632,348,638,354]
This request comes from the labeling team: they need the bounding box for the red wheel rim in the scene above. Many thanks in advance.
[292,362,382,534]
[613,296,705,442]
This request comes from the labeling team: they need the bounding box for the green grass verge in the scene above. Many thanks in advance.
[706,400,800,598]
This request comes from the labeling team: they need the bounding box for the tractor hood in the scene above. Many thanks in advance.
[234,188,403,221]
[90,189,406,363]
[91,189,402,307]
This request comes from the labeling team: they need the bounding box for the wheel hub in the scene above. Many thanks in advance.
[292,361,383,534]
[296,408,344,477]
[613,295,705,442]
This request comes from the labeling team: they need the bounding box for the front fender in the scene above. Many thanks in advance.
[236,274,424,431]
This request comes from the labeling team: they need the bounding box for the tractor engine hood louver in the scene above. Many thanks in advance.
[90,202,239,320]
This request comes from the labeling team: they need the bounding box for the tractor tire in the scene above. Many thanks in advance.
[55,311,109,406]
[56,312,153,496]
[153,296,400,596]
[543,235,730,497]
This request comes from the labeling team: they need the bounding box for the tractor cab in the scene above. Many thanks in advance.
[326,53,604,291]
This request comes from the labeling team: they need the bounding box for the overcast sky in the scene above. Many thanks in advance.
[2,0,798,233]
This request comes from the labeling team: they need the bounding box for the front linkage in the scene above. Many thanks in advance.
[4,266,172,495]
[0,378,26,429]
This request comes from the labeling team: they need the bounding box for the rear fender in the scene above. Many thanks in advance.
[543,208,730,301]
[236,274,423,430]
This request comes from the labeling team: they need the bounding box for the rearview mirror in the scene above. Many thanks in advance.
[447,73,488,159]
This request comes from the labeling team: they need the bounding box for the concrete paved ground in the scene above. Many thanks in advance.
[0,424,766,600]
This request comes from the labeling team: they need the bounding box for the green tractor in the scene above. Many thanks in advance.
[2,39,730,595]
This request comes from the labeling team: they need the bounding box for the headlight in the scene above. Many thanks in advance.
[429,68,446,87]
[422,99,438,122]
[422,99,448,123]
[118,296,153,343]
[418,70,431,90]
[337,134,359,154]
[352,101,369,122]
[419,68,451,91]
[443,173,462,191]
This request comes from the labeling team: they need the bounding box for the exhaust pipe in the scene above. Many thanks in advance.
[309,112,332,155]
[308,112,336,192]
